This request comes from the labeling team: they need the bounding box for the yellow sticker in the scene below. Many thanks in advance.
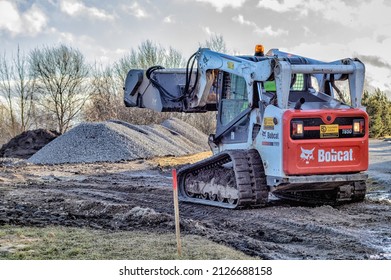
[263,117,274,130]
[227,61,234,69]
[320,124,339,138]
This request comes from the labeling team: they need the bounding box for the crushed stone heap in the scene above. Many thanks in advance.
[28,118,209,164]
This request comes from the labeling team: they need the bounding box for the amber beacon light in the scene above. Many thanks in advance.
[255,44,264,56]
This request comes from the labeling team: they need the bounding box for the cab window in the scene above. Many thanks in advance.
[220,72,248,126]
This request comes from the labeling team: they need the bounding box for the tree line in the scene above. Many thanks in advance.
[0,36,225,144]
[362,89,391,138]
[0,36,390,145]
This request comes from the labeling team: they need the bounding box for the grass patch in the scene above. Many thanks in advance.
[0,225,256,260]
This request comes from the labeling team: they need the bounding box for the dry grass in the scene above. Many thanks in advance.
[0,225,256,260]
[152,151,212,169]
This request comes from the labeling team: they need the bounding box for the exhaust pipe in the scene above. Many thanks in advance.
[294,97,305,110]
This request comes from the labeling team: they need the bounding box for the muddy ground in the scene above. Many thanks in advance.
[0,140,390,260]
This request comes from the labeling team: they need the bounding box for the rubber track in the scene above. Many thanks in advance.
[177,149,268,209]
[273,180,367,205]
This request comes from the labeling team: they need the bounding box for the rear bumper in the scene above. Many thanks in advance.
[267,172,368,191]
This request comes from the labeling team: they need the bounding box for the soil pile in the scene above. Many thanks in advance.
[0,129,60,159]
[28,118,209,164]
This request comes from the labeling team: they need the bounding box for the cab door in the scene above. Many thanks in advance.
[216,71,250,144]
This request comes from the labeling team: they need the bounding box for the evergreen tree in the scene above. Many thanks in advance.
[362,89,391,138]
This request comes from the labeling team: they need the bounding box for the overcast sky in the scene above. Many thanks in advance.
[1,0,390,93]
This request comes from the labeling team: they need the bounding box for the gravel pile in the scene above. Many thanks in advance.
[28,118,209,164]
[161,118,210,149]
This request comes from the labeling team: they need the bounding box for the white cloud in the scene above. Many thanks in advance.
[0,1,47,36]
[304,0,361,27]
[257,25,288,37]
[25,5,48,35]
[60,0,114,21]
[303,26,313,37]
[60,0,83,15]
[48,27,130,66]
[195,0,247,12]
[0,1,21,34]
[257,0,304,14]
[52,28,94,46]
[286,42,351,62]
[58,31,76,43]
[232,14,254,26]
[287,38,391,91]
[325,1,378,27]
[163,15,175,23]
[202,26,213,35]
[126,2,149,19]
[257,0,391,30]
[233,14,288,37]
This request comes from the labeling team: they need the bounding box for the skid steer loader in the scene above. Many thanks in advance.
[124,45,368,209]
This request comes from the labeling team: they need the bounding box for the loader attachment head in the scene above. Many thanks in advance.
[124,68,189,112]
[124,69,144,108]
[123,50,220,113]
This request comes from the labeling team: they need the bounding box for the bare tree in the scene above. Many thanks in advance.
[164,46,186,68]
[201,34,227,53]
[114,40,185,83]
[83,64,122,122]
[0,53,17,135]
[0,47,34,136]
[29,45,90,133]
[14,47,35,132]
[0,103,12,144]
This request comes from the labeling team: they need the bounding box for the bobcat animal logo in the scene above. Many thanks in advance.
[300,147,315,164]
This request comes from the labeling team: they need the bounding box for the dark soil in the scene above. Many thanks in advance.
[0,129,60,159]
[1,141,390,260]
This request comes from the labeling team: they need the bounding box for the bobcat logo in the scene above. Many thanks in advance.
[300,147,315,164]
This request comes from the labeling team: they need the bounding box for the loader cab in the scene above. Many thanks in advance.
[213,71,308,144]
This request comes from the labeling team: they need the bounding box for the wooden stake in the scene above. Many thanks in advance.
[172,169,182,256]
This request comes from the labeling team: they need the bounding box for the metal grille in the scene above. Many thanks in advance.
[292,74,304,91]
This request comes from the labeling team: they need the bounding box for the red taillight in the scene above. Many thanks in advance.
[291,120,304,138]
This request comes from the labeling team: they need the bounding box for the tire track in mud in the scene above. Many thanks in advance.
[1,181,164,228]
[1,166,391,259]
[176,201,391,259]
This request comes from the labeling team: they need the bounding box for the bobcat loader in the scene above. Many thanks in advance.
[124,45,368,209]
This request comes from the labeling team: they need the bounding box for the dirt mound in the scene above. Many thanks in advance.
[27,119,209,165]
[0,129,60,159]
